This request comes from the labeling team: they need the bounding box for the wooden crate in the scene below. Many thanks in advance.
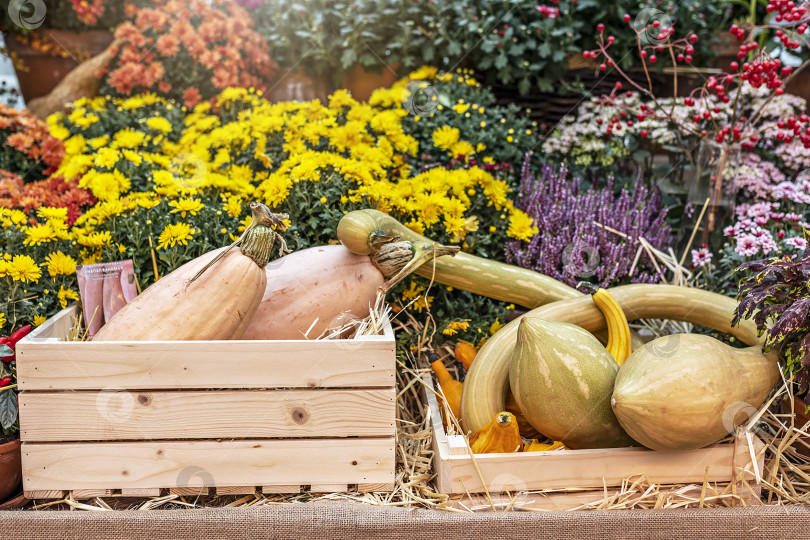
[16,305,396,500]
[424,375,765,511]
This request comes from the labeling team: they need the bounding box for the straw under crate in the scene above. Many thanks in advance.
[15,305,397,499]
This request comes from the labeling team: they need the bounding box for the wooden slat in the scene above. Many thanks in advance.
[16,307,395,391]
[358,483,395,492]
[215,486,256,496]
[22,438,395,491]
[446,484,763,512]
[20,389,395,441]
[24,490,64,500]
[24,305,76,341]
[120,488,161,497]
[261,485,300,494]
[310,484,348,493]
[17,340,394,390]
[72,489,113,499]
[170,487,209,496]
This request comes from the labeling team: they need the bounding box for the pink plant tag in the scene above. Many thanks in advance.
[76,260,138,339]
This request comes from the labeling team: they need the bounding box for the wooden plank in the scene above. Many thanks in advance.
[446,484,760,512]
[120,488,161,497]
[20,389,395,441]
[170,487,209,496]
[261,485,301,494]
[72,489,113,499]
[24,490,64,500]
[310,484,348,493]
[17,338,394,390]
[358,483,395,492]
[22,438,395,491]
[215,486,257,496]
[23,305,77,341]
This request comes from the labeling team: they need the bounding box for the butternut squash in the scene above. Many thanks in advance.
[612,334,780,450]
[469,412,522,454]
[242,241,459,340]
[241,245,384,340]
[95,203,285,341]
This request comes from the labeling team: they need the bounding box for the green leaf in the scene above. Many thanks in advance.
[0,391,17,430]
[0,345,11,360]
[518,78,531,96]
[538,42,551,57]
[494,54,508,70]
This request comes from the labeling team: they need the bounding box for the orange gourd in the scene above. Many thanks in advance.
[431,360,463,422]
[469,411,522,454]
[523,440,566,452]
[454,342,477,371]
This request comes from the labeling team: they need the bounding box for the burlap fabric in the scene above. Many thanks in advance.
[1,501,808,539]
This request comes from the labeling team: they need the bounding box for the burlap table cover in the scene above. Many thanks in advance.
[1,501,808,539]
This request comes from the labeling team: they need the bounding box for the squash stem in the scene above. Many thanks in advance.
[379,243,460,295]
[241,225,277,268]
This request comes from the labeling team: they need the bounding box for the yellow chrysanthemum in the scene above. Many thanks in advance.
[0,312,6,328]
[37,207,68,222]
[9,255,41,283]
[45,251,77,277]
[442,319,471,336]
[23,223,58,246]
[33,315,47,326]
[146,116,173,134]
[507,210,538,241]
[432,126,460,150]
[57,285,80,309]
[157,222,194,250]
[93,147,120,169]
[79,231,112,248]
[168,198,204,218]
[113,129,147,149]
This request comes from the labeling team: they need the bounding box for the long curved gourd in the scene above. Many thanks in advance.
[338,209,640,347]
[338,209,579,307]
[460,284,764,434]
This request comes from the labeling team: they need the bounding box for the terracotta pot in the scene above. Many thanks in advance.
[4,29,113,102]
[268,69,335,104]
[0,439,22,502]
[341,63,400,102]
[781,395,810,457]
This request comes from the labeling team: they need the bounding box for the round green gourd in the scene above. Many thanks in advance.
[509,318,635,449]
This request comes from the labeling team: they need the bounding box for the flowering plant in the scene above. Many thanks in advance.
[0,68,537,342]
[0,0,137,34]
[98,0,277,108]
[0,103,63,184]
[732,233,810,405]
[505,154,672,289]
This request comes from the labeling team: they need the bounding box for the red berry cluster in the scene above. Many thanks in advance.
[740,56,792,92]
[767,0,808,25]
[775,115,810,147]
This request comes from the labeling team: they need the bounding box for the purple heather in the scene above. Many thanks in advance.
[505,153,673,289]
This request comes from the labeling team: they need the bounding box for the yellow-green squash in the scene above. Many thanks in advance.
[611,333,780,450]
[509,318,635,449]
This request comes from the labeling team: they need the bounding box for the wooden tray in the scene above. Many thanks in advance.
[424,374,764,511]
[16,305,397,500]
